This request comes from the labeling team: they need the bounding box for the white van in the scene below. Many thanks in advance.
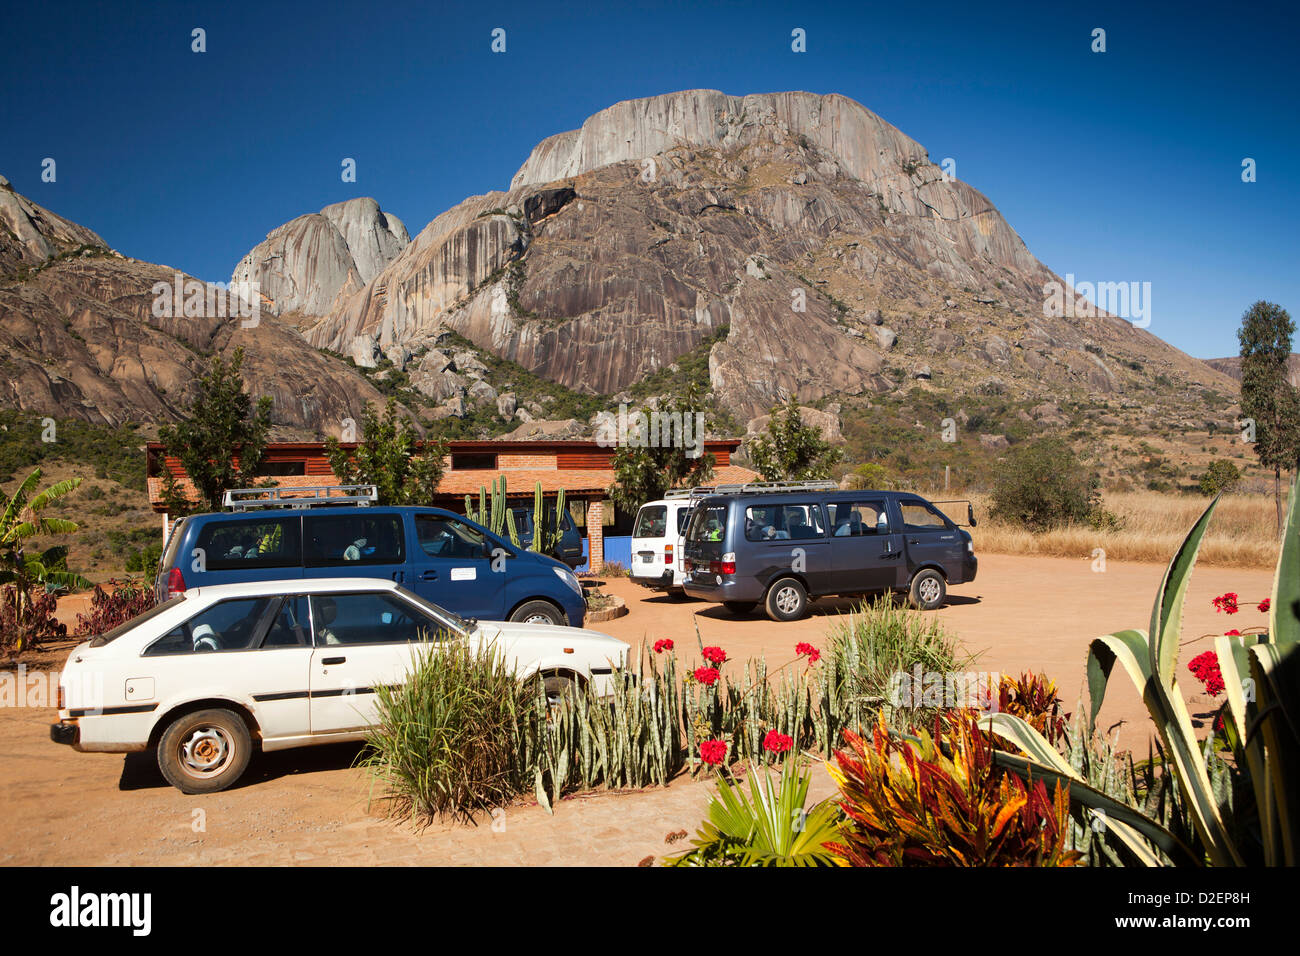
[630,497,693,596]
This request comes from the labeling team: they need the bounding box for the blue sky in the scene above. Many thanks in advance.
[1,0,1295,359]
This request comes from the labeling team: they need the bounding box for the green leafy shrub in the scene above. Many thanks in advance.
[664,757,842,867]
[1198,459,1242,496]
[990,437,1105,531]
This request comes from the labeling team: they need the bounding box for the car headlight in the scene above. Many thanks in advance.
[554,566,582,596]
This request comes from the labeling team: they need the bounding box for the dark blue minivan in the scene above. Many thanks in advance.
[156,504,586,627]
[681,485,977,621]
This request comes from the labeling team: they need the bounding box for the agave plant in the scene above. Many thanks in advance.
[984,475,1300,866]
[664,756,843,867]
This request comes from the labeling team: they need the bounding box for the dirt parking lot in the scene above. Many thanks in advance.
[0,553,1272,866]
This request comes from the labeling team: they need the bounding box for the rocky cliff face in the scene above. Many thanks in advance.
[1204,355,1300,388]
[231,197,408,328]
[0,180,387,434]
[294,90,1233,422]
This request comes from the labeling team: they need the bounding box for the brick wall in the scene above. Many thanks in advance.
[586,499,605,572]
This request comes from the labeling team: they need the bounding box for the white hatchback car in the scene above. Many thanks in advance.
[51,577,629,793]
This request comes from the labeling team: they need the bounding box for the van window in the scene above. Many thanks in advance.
[676,508,691,535]
[197,517,301,571]
[830,501,888,536]
[144,597,279,656]
[900,501,949,532]
[744,503,826,541]
[416,515,489,559]
[304,514,405,567]
[634,506,668,538]
[687,504,728,544]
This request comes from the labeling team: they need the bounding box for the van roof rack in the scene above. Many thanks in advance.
[665,479,839,500]
[222,484,379,511]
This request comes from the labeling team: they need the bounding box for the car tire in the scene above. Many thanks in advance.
[157,708,252,795]
[541,671,580,706]
[723,601,756,616]
[909,569,947,610]
[509,600,566,626]
[764,578,808,622]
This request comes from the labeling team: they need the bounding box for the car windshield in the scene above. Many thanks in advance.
[393,585,474,635]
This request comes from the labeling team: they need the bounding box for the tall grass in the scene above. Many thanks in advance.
[965,491,1279,568]
[816,597,973,741]
[360,641,535,824]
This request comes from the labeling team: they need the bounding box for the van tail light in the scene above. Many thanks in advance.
[58,684,65,709]
[709,553,737,575]
[664,543,673,563]
[165,567,187,598]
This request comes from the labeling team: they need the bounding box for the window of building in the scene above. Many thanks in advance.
[451,453,498,470]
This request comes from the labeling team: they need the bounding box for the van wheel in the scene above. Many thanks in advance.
[723,601,756,616]
[157,708,252,794]
[764,578,807,622]
[909,570,947,610]
[510,600,566,626]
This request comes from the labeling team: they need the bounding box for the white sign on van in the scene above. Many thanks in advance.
[451,567,477,581]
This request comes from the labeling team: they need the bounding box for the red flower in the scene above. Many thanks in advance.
[653,639,674,654]
[763,730,793,754]
[1225,629,1241,636]
[1258,598,1271,613]
[795,642,821,664]
[701,646,727,665]
[1212,592,1239,615]
[1188,651,1225,696]
[699,739,728,765]
[693,667,721,686]
[1214,711,1226,734]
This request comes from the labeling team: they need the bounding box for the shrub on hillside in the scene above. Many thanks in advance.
[989,438,1109,531]
[1198,459,1242,496]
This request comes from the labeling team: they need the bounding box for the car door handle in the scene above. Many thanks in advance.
[322,656,346,665]
[420,569,438,581]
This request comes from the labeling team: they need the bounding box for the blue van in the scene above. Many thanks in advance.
[507,504,585,569]
[155,498,586,627]
[681,483,977,621]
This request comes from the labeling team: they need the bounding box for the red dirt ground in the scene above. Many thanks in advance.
[0,553,1270,865]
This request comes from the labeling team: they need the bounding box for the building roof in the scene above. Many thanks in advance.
[146,442,759,512]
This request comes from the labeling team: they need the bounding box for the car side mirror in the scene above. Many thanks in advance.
[968,503,977,528]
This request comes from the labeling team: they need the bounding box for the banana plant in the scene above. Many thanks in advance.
[983,475,1300,866]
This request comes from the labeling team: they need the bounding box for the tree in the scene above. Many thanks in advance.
[1198,459,1242,497]
[325,397,446,505]
[1237,300,1300,533]
[1,467,90,651]
[609,388,716,512]
[157,348,273,512]
[990,438,1104,531]
[747,397,842,481]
